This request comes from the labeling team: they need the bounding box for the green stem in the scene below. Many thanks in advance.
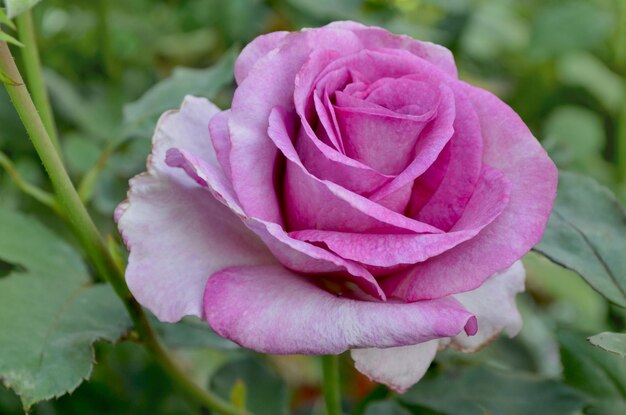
[15,10,61,155]
[0,40,247,415]
[321,355,342,415]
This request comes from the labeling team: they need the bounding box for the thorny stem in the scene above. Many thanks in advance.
[15,10,61,154]
[0,38,247,415]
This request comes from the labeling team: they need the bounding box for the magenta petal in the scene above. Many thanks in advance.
[326,21,458,78]
[269,107,442,234]
[228,28,363,224]
[289,164,510,267]
[410,85,483,230]
[368,84,456,202]
[334,81,442,175]
[204,265,476,354]
[116,97,275,322]
[234,31,289,85]
[165,147,385,300]
[382,86,557,301]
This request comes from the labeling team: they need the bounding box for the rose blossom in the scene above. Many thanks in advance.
[116,21,557,391]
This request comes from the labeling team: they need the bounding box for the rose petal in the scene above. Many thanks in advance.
[204,265,476,354]
[327,21,458,78]
[234,31,289,85]
[409,86,483,230]
[208,109,233,182]
[334,80,443,175]
[269,107,443,234]
[165,147,385,300]
[367,82,456,202]
[351,341,439,393]
[452,261,525,351]
[229,28,363,224]
[382,85,557,301]
[117,97,275,322]
[289,164,510,267]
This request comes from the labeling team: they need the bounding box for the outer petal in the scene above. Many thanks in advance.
[382,85,557,301]
[165,147,385,300]
[326,21,458,78]
[452,261,525,351]
[116,97,276,322]
[351,341,439,393]
[204,265,477,354]
[234,31,289,85]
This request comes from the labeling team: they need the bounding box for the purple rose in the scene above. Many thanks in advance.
[116,21,556,391]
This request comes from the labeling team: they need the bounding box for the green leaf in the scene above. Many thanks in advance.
[4,0,42,19]
[0,207,131,410]
[210,357,288,415]
[363,401,412,415]
[588,332,626,358]
[0,31,23,47]
[399,366,586,415]
[122,48,237,139]
[150,315,238,350]
[560,330,626,414]
[534,172,626,308]
[0,207,86,278]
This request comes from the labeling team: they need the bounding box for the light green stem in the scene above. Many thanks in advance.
[15,10,61,155]
[0,39,247,415]
[321,355,342,415]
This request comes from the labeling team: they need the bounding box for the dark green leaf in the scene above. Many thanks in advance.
[399,366,586,415]
[0,207,131,409]
[122,48,237,139]
[210,357,288,415]
[0,207,85,278]
[534,172,626,308]
[150,315,238,350]
[588,332,626,358]
[560,330,626,414]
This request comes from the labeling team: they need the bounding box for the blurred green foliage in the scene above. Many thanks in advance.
[1,0,626,414]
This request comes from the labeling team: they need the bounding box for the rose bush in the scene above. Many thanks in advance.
[116,21,557,391]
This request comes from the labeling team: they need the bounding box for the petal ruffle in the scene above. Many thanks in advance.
[116,97,276,322]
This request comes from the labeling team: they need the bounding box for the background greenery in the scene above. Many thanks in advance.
[1,0,626,414]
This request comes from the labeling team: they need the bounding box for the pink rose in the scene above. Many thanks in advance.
[116,21,556,391]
